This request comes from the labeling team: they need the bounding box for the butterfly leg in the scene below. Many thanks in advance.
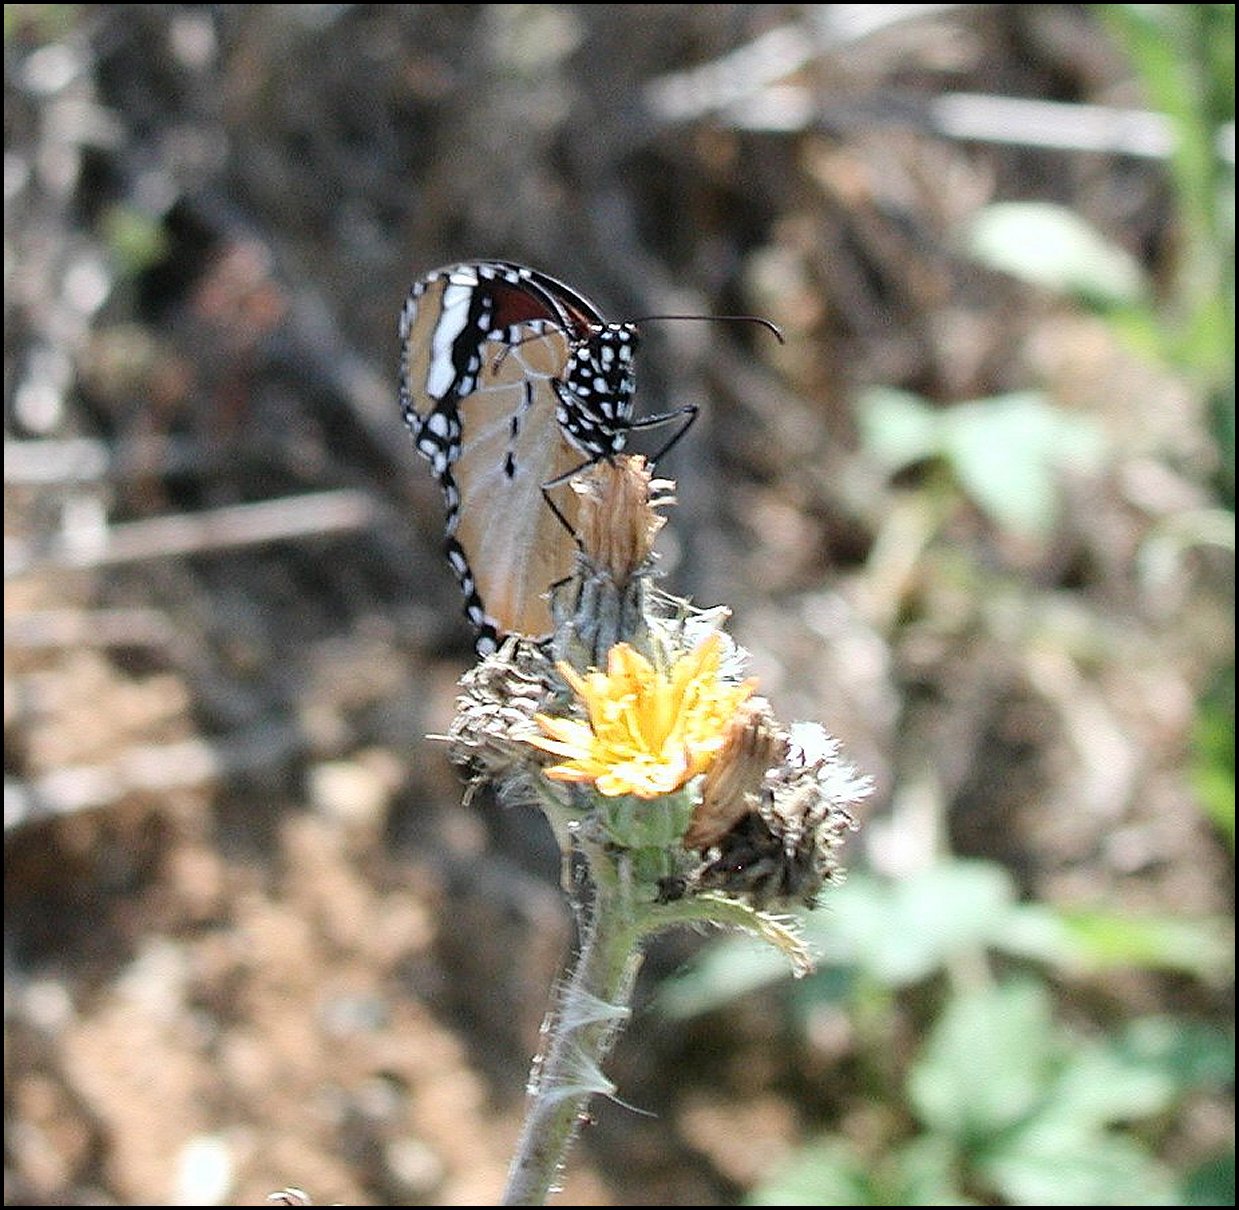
[627,403,699,464]
[536,460,598,625]
[539,456,600,539]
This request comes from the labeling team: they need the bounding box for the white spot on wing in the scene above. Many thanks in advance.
[427,282,475,398]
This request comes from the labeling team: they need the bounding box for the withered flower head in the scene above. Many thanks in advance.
[695,721,871,907]
[572,455,674,587]
[446,637,559,792]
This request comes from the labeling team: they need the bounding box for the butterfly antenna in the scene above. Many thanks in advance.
[630,314,786,343]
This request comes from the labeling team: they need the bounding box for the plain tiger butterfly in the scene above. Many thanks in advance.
[399,260,693,654]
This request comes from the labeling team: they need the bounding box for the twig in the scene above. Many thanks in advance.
[3,436,214,484]
[3,607,177,649]
[3,721,304,831]
[5,489,379,576]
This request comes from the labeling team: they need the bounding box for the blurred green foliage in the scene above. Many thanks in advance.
[659,8,1234,1205]
[857,388,1106,541]
[1192,670,1236,846]
[100,203,171,277]
[660,859,1232,1206]
[1101,5,1235,421]
[3,4,82,43]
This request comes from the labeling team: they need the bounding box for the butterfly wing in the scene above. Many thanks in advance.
[400,263,588,648]
[450,327,585,640]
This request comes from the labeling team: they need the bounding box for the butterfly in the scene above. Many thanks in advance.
[398,260,694,654]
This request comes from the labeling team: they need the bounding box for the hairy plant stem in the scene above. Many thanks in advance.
[501,835,643,1206]
[477,458,862,1203]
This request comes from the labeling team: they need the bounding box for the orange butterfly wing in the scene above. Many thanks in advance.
[400,266,588,646]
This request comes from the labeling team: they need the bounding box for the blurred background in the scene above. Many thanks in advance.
[4,4,1234,1206]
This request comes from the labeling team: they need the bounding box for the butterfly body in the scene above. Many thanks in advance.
[399,261,644,652]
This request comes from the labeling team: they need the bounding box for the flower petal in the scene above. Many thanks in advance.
[524,635,756,801]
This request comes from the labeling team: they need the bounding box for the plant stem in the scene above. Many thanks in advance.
[501,845,643,1206]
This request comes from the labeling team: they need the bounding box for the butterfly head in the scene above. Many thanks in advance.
[557,322,640,458]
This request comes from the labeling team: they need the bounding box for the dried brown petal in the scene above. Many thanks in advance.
[685,697,786,849]
[572,455,672,587]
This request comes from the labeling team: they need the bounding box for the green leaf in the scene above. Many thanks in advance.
[996,900,1232,978]
[1101,4,1233,233]
[1181,1151,1236,1206]
[743,1138,873,1206]
[744,1135,977,1207]
[1100,5,1235,387]
[803,861,1021,987]
[934,1005,1218,1203]
[1117,1016,1236,1092]
[856,386,943,472]
[890,1134,978,1206]
[657,859,1027,1017]
[663,862,1231,1022]
[1191,668,1236,846]
[1042,1039,1178,1130]
[966,202,1147,308]
[982,1122,1178,1206]
[907,980,1056,1142]
[939,393,1106,539]
[1054,908,1232,975]
[858,388,1109,539]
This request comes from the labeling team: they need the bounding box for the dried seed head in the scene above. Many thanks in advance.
[694,721,872,908]
[446,637,559,792]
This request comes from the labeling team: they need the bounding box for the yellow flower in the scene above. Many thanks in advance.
[526,633,757,799]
